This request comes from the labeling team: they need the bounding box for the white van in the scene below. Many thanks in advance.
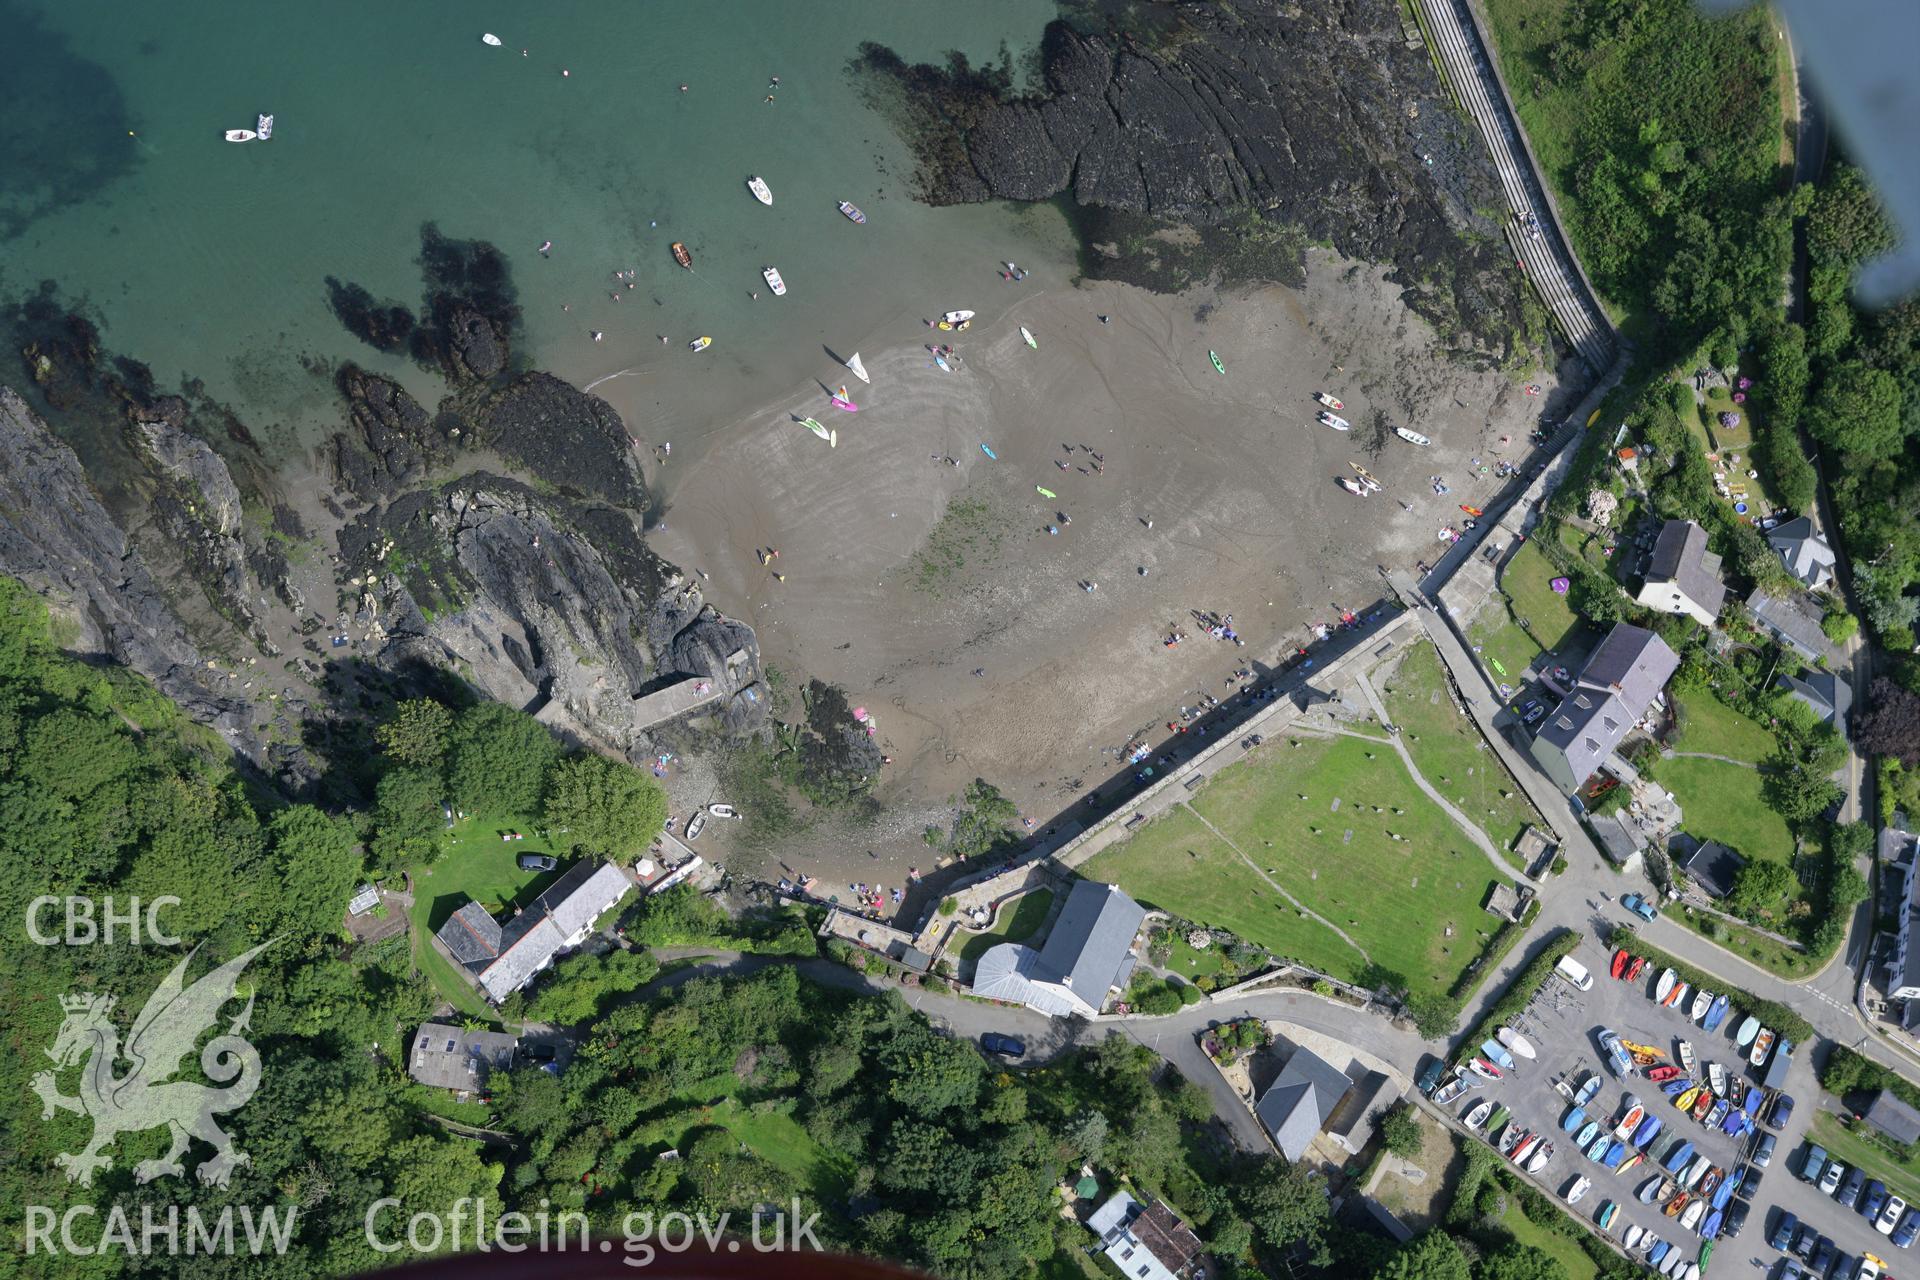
[1555,955,1594,991]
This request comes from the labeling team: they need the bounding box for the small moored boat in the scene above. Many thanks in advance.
[1317,411,1351,432]
[224,129,258,142]
[1665,981,1690,1010]
[1702,993,1729,1032]
[746,175,772,205]
[1706,1062,1726,1098]
[481,32,503,45]
[1497,1027,1536,1060]
[672,242,693,269]
[1691,990,1714,1023]
[939,310,975,326]
[1748,1028,1774,1067]
[762,266,786,296]
[798,417,836,447]
[689,336,712,352]
[1566,1176,1592,1204]
[1463,1100,1493,1130]
[1654,968,1677,1004]
[1209,350,1225,375]
[1734,1015,1760,1047]
[1677,1041,1696,1076]
[256,113,274,139]
[1338,477,1368,497]
[684,812,707,841]
[1315,392,1344,410]
[1525,1141,1553,1174]
[1020,326,1037,350]
[1395,426,1431,446]
[1611,948,1629,979]
[1433,1073,1469,1106]
[837,200,867,224]
[707,803,738,818]
[846,352,870,384]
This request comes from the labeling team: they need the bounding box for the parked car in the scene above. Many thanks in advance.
[1723,1198,1750,1239]
[980,1033,1026,1059]
[1877,1194,1908,1236]
[1801,1144,1829,1185]
[1858,1252,1888,1279]
[1863,1181,1890,1225]
[1754,1134,1778,1168]
[517,852,558,872]
[1893,1207,1920,1249]
[1794,1223,1820,1261]
[1620,893,1658,922]
[1768,1093,1796,1130]
[1822,1160,1847,1196]
[1813,1236,1837,1273]
[1769,1210,1800,1253]
[526,1042,557,1064]
[1839,1166,1866,1209]
[1737,1165,1766,1199]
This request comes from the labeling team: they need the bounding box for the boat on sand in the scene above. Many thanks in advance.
[762,266,786,296]
[1020,326,1037,350]
[838,200,867,224]
[688,336,712,352]
[746,175,772,205]
[1317,411,1351,432]
[671,242,693,269]
[1315,392,1344,410]
[1395,426,1431,446]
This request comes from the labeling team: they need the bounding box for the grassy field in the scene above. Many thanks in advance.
[405,813,573,1019]
[1165,932,1228,980]
[1674,905,1811,978]
[956,888,1054,969]
[642,1094,853,1201]
[1382,642,1544,864]
[1813,1111,1920,1208]
[1673,694,1779,765]
[1491,1195,1600,1280]
[1655,756,1794,864]
[1369,1115,1463,1232]
[1085,734,1514,997]
[1470,541,1587,689]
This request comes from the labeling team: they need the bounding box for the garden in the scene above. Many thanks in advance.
[1468,540,1589,691]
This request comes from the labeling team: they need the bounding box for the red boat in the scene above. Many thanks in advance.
[1646,1064,1682,1083]
[1626,956,1647,982]
[670,241,693,269]
[1460,504,1484,517]
[1611,948,1629,979]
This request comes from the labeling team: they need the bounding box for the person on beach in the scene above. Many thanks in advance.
[539,240,552,255]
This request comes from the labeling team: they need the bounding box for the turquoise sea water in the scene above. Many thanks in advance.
[2,0,1065,463]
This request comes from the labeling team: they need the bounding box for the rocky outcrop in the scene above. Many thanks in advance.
[473,373,649,508]
[861,4,1527,356]
[0,387,261,755]
[330,367,449,502]
[348,477,765,753]
[448,306,506,380]
[136,418,245,535]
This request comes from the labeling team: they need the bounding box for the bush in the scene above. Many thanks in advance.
[1378,1101,1423,1158]
[1453,930,1583,1064]
[938,897,958,916]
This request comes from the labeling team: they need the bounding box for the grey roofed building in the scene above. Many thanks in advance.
[1746,587,1840,666]
[408,1022,518,1093]
[434,860,634,1003]
[1679,838,1746,900]
[1529,623,1680,794]
[972,879,1146,1017]
[1887,830,1920,1022]
[1255,1045,1355,1162]
[1776,670,1852,728]
[1768,516,1838,589]
[1084,1191,1204,1280]
[1636,519,1727,628]
[1865,1091,1920,1146]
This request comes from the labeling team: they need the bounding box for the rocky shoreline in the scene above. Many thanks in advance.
[0,237,768,794]
[856,1,1538,364]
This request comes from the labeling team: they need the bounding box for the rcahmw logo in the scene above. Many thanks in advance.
[25,940,298,1257]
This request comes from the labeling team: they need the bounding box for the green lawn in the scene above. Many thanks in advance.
[1655,756,1794,865]
[1672,694,1778,765]
[957,888,1055,969]
[1813,1111,1920,1208]
[1470,541,1587,689]
[1085,734,1516,997]
[1673,904,1812,978]
[642,1094,853,1201]
[1382,641,1544,864]
[1491,1195,1600,1280]
[405,813,575,1019]
[1165,932,1227,981]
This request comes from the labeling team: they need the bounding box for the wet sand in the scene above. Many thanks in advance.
[642,253,1571,886]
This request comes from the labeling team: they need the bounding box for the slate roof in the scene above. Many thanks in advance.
[1681,839,1746,900]
[1768,517,1837,588]
[1084,1191,1203,1280]
[408,1022,518,1092]
[1865,1091,1920,1146]
[972,880,1145,1016]
[1645,519,1728,618]
[1255,1046,1354,1161]
[1531,623,1679,793]
[1747,588,1840,664]
[434,860,633,1002]
[1776,670,1853,727]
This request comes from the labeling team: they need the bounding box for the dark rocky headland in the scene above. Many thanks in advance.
[857,0,1539,366]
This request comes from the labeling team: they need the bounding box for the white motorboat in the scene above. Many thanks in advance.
[1315,391,1344,410]
[1497,1026,1538,1060]
[684,812,707,841]
[1525,1141,1553,1174]
[707,803,738,819]
[1395,426,1431,446]
[762,266,786,296]
[1338,477,1368,497]
[481,32,503,46]
[1566,1176,1592,1204]
[1317,411,1351,431]
[940,310,975,325]
[224,129,258,142]
[747,175,772,206]
[256,113,274,139]
[846,352,870,384]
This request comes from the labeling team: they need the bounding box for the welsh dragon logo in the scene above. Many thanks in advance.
[31,941,271,1188]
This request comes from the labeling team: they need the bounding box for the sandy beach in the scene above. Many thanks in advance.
[638,253,1572,884]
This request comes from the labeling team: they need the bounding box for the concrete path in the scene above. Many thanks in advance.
[1664,750,1760,769]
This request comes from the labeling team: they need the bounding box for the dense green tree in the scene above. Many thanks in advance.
[541,752,667,857]
[1378,1100,1424,1157]
[1727,860,1798,917]
[375,698,456,770]
[1858,678,1920,766]
[942,777,1022,860]
[1810,363,1906,459]
[447,701,560,815]
[1475,1243,1568,1280]
[524,946,660,1024]
[267,805,362,941]
[1376,1231,1472,1280]
[370,765,448,871]
[1240,1156,1332,1264]
[1808,165,1896,275]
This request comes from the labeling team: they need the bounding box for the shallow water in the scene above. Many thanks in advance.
[1,0,1064,463]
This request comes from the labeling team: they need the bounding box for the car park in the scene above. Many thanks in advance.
[1858,1252,1887,1279]
[1620,893,1658,922]
[1738,1165,1766,1199]
[1793,1222,1820,1261]
[1802,1144,1829,1185]
[1863,1181,1890,1225]
[1723,1198,1750,1238]
[1838,1166,1866,1210]
[1812,1236,1837,1273]
[1755,1133,1777,1167]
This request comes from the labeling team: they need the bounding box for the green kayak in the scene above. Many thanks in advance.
[1209,350,1225,375]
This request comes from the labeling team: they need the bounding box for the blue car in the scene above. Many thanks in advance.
[1894,1207,1920,1249]
[980,1033,1026,1058]
[1769,1209,1799,1253]
[1864,1180,1890,1224]
[1621,893,1659,921]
